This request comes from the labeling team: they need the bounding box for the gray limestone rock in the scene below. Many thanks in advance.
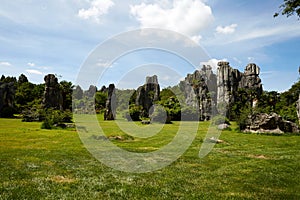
[85,85,97,98]
[180,62,263,119]
[239,63,262,94]
[136,75,160,117]
[104,84,116,120]
[244,112,299,134]
[217,61,241,110]
[217,62,263,116]
[180,65,217,120]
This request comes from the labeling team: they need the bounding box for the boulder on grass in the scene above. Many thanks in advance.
[244,112,299,134]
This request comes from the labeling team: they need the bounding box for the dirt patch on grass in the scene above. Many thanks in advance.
[248,154,270,159]
[43,161,54,166]
[48,175,76,183]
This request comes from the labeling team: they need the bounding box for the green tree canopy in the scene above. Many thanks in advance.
[274,0,300,18]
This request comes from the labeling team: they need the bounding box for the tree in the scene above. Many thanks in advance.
[95,91,108,111]
[18,74,28,85]
[274,0,300,18]
[60,81,74,110]
[15,82,36,110]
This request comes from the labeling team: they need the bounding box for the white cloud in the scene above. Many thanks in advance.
[78,0,115,23]
[27,62,35,67]
[96,59,112,68]
[0,61,12,67]
[231,24,300,44]
[26,69,43,75]
[191,35,202,44]
[200,58,227,73]
[216,24,237,34]
[130,0,213,38]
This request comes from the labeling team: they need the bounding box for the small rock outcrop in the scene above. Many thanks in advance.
[0,81,16,117]
[136,75,160,117]
[218,123,230,130]
[43,74,63,110]
[244,112,299,134]
[104,84,116,120]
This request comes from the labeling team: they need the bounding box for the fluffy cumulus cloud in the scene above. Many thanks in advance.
[200,58,227,72]
[0,61,12,67]
[130,0,213,39]
[216,24,237,34]
[78,0,115,23]
[26,69,43,75]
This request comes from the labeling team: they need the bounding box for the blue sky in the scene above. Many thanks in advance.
[0,0,299,91]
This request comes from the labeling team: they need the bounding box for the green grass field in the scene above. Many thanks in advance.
[0,117,299,199]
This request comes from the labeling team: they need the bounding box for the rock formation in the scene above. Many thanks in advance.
[104,84,116,120]
[136,75,160,117]
[180,62,263,119]
[217,61,241,110]
[244,112,299,134]
[240,63,262,92]
[99,85,108,93]
[85,85,97,98]
[0,81,16,117]
[217,62,262,115]
[43,74,63,110]
[180,65,217,120]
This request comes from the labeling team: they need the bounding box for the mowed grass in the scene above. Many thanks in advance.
[0,117,299,199]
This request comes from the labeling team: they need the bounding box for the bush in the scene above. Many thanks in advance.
[124,105,142,121]
[61,110,73,123]
[41,117,53,129]
[40,109,73,129]
[236,107,252,131]
[22,107,45,122]
[0,107,16,118]
[279,106,298,123]
[211,115,230,125]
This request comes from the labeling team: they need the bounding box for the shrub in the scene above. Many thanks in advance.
[22,106,45,122]
[40,109,73,129]
[236,107,252,131]
[61,110,73,123]
[41,117,53,129]
[212,115,231,125]
[0,107,16,118]
[124,105,142,121]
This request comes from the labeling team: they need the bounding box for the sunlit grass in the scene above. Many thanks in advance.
[0,117,299,199]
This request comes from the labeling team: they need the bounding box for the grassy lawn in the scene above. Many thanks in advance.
[0,117,299,199]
